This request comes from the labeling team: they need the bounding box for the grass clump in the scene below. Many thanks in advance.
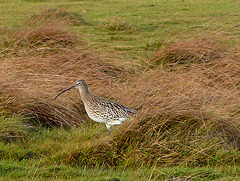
[0,96,30,141]
[0,8,125,128]
[0,115,28,141]
[0,14,79,57]
[152,36,222,66]
[96,18,136,32]
[29,8,91,26]
[149,29,237,67]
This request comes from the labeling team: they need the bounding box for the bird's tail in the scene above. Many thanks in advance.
[130,109,138,114]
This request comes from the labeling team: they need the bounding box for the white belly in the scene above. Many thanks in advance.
[85,106,106,124]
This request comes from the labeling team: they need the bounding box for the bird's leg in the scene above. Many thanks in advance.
[106,124,111,136]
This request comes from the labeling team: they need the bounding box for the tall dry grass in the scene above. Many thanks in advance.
[0,8,239,166]
[114,32,239,166]
[62,31,240,167]
[0,9,126,129]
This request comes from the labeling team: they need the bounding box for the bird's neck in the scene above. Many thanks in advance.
[79,87,92,103]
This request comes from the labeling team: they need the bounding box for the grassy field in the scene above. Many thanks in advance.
[0,0,240,180]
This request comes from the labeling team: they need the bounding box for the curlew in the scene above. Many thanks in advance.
[54,80,137,135]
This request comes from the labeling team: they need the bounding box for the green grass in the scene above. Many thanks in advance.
[1,0,239,59]
[0,159,240,180]
[0,122,239,180]
[0,0,240,180]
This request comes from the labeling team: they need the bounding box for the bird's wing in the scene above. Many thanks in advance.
[94,96,135,120]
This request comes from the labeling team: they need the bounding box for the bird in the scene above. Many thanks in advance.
[54,80,137,135]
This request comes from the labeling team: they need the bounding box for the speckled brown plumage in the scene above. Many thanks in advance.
[55,80,137,135]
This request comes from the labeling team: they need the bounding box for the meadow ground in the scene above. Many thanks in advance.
[0,0,239,180]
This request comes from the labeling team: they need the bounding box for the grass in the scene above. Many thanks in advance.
[0,0,239,180]
[0,159,240,180]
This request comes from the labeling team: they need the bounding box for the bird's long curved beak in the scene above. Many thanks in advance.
[54,85,75,100]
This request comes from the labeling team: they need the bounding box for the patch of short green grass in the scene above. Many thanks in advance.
[0,121,107,161]
[0,159,240,180]
[0,114,30,142]
[1,0,239,61]
[69,0,240,60]
[0,122,239,179]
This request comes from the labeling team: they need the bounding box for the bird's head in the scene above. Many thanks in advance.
[54,80,88,100]
[75,80,88,89]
